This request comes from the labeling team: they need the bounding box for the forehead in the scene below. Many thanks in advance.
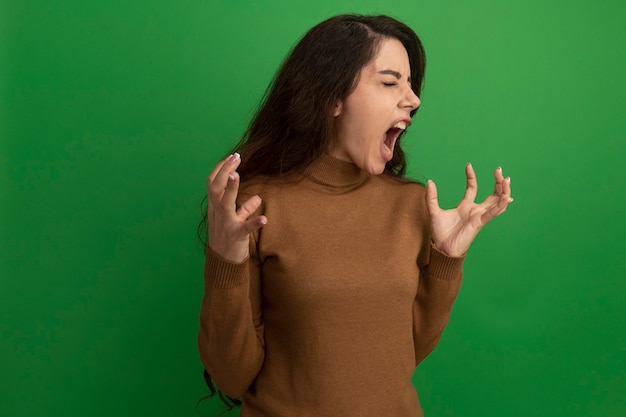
[367,38,410,72]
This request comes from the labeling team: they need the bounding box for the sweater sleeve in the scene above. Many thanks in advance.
[197,233,265,398]
[412,243,465,367]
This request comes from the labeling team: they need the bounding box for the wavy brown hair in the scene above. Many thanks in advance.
[200,13,426,407]
[233,14,425,180]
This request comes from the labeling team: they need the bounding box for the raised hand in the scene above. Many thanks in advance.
[425,163,513,258]
[207,153,267,263]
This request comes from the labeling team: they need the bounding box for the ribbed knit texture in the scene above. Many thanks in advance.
[198,154,464,417]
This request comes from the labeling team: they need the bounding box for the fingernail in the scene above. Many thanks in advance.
[498,166,502,172]
[506,176,511,182]
[228,173,235,181]
[509,198,514,203]
[234,152,241,161]
[259,218,267,226]
[466,162,472,167]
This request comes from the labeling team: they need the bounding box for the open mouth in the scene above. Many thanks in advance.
[383,121,408,156]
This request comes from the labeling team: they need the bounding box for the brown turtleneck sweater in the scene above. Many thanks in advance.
[198,154,465,417]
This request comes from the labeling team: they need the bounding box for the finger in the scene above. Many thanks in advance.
[425,180,441,215]
[492,175,512,203]
[208,153,241,204]
[463,163,478,202]
[238,196,267,234]
[481,193,512,224]
[220,170,241,212]
[208,153,240,186]
[242,215,268,235]
[207,159,227,186]
[493,166,505,195]
[207,160,226,212]
[237,194,263,222]
[503,175,512,202]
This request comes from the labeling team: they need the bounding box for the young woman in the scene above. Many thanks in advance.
[198,14,512,417]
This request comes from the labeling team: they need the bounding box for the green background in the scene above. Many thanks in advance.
[2,0,625,416]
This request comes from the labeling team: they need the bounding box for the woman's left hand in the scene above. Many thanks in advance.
[426,164,513,258]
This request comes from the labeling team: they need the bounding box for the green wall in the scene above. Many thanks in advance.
[2,1,624,416]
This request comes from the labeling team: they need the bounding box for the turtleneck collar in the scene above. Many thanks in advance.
[303,153,370,190]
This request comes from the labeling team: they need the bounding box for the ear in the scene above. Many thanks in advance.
[333,101,342,117]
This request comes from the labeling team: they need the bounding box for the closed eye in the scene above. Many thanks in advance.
[383,82,397,86]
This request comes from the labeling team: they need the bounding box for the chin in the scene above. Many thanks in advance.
[363,162,386,175]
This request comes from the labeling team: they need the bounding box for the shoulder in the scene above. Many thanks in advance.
[374,174,430,217]
[238,176,270,201]
[237,173,303,204]
[377,174,427,198]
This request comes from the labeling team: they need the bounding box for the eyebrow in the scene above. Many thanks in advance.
[377,70,412,83]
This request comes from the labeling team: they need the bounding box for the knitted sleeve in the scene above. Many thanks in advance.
[412,245,464,366]
[412,184,466,366]
[197,232,264,398]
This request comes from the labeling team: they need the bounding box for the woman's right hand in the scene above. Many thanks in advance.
[207,153,267,263]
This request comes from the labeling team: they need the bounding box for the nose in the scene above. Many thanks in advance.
[402,86,420,111]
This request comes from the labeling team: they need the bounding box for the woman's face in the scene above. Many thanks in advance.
[329,38,420,175]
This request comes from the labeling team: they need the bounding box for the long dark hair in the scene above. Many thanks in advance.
[233,14,426,180]
[200,13,426,407]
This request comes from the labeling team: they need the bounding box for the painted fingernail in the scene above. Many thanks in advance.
[234,152,241,161]
[506,176,511,182]
[228,173,235,181]
[509,198,514,203]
